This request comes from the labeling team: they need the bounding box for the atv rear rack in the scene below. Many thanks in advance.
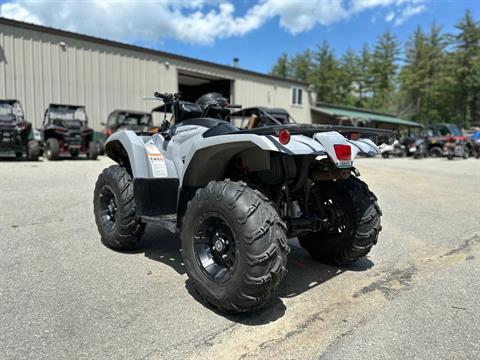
[230,124,394,144]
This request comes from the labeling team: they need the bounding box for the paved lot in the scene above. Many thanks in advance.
[0,156,479,360]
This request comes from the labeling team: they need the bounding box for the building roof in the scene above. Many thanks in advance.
[312,102,422,128]
[0,17,308,87]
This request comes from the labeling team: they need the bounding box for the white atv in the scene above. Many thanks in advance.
[93,92,390,313]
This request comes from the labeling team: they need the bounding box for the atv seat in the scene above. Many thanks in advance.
[202,121,239,138]
[173,118,239,138]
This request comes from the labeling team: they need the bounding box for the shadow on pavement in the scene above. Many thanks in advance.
[0,156,99,162]
[0,156,42,162]
[133,224,374,325]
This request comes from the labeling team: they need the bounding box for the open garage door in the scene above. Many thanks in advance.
[178,71,232,103]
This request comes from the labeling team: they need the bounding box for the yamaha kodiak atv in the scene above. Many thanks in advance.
[42,104,98,160]
[0,99,41,160]
[93,92,390,313]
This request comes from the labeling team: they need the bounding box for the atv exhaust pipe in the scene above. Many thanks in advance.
[309,158,355,181]
[310,167,352,181]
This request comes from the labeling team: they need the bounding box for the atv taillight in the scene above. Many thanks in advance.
[334,144,351,161]
[278,129,290,145]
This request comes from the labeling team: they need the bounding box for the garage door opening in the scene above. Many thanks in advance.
[178,71,232,103]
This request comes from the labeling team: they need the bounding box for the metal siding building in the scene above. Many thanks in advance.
[0,18,313,130]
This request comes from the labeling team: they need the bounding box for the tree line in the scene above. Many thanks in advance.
[270,10,480,128]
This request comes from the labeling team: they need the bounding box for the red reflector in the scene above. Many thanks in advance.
[278,129,290,145]
[334,144,351,161]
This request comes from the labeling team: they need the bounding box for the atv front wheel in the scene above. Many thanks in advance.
[299,177,381,265]
[181,180,289,313]
[93,165,145,250]
[27,140,40,161]
[45,138,60,160]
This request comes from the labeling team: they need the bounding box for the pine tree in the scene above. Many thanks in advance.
[313,41,339,103]
[337,49,360,106]
[270,53,290,79]
[453,10,480,127]
[289,49,314,83]
[356,44,373,108]
[371,30,400,111]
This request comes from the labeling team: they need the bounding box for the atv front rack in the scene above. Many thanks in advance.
[230,124,394,144]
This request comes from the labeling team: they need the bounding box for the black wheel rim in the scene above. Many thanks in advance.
[193,213,236,283]
[99,186,118,232]
[322,198,350,235]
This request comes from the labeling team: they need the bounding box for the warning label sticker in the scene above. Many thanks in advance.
[145,145,167,177]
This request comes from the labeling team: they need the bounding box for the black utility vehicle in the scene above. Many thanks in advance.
[230,107,295,129]
[42,104,98,160]
[0,99,41,160]
[102,110,154,137]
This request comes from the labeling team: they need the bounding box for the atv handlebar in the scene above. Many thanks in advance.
[153,92,181,103]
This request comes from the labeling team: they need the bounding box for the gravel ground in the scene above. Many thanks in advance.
[0,156,479,360]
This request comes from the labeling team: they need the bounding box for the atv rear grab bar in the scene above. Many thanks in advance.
[230,124,394,144]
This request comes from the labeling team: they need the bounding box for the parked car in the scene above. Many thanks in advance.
[41,104,98,160]
[428,123,470,158]
[0,99,41,160]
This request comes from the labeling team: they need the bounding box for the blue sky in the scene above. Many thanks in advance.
[0,0,478,74]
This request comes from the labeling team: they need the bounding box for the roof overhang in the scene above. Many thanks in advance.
[312,105,422,128]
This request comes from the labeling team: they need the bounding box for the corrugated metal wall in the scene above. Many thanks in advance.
[0,21,311,130]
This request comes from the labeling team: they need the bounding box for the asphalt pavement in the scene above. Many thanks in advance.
[0,155,479,359]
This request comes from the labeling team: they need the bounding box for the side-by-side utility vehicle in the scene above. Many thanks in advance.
[42,104,98,160]
[0,99,41,160]
[93,92,390,313]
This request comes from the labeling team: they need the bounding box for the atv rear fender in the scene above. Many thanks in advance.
[181,132,379,186]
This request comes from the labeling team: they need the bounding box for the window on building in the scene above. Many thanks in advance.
[291,87,303,106]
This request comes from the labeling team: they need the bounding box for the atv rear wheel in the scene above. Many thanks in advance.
[93,165,145,250]
[87,141,98,160]
[298,177,381,265]
[27,140,40,161]
[45,138,60,160]
[181,180,289,313]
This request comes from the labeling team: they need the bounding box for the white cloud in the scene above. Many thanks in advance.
[385,11,396,22]
[0,0,429,45]
[394,4,427,26]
